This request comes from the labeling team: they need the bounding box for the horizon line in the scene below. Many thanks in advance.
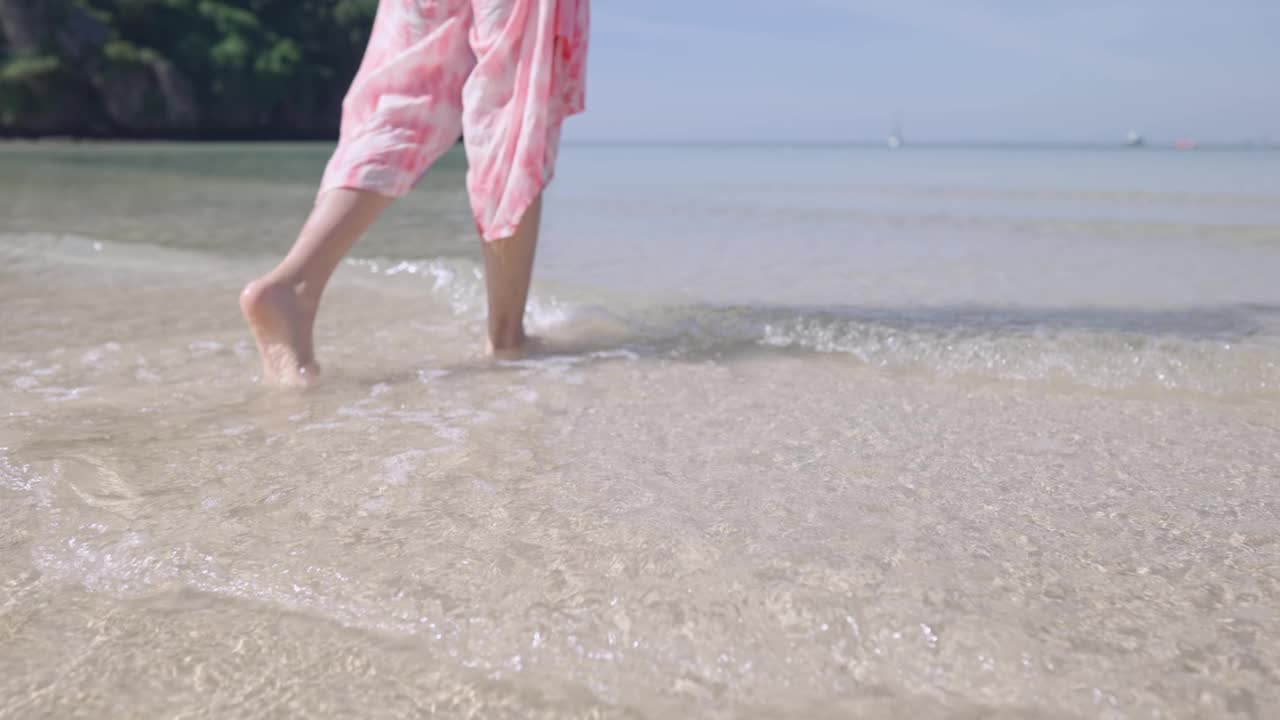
[564,138,1280,150]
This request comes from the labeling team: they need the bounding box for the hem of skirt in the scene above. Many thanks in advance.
[476,166,555,242]
[476,114,570,242]
[479,225,517,242]
[318,168,416,201]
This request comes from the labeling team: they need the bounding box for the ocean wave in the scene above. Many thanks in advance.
[612,304,1278,398]
[340,251,1280,397]
[344,255,575,331]
[6,235,1277,398]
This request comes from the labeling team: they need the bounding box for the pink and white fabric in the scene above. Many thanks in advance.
[320,0,589,240]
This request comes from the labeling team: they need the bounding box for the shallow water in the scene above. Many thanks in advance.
[2,142,1279,718]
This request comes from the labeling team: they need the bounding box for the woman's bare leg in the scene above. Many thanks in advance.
[240,188,393,385]
[482,194,542,356]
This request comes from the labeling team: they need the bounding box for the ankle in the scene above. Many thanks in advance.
[487,321,526,352]
[243,274,320,311]
[240,276,278,310]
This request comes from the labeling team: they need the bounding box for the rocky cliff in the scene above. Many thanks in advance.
[0,0,371,137]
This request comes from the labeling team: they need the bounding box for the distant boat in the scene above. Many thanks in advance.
[1125,130,1144,147]
[1174,138,1198,151]
[887,111,904,149]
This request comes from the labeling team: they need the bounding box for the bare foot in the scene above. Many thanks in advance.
[488,332,525,360]
[239,278,320,387]
[487,333,558,360]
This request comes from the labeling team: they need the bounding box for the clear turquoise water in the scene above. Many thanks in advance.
[2,142,1278,718]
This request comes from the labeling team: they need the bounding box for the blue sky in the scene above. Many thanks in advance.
[567,1,1279,144]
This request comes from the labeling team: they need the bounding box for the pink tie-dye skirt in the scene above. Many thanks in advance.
[320,0,588,240]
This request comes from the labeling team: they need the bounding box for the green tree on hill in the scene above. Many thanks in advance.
[0,0,378,136]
